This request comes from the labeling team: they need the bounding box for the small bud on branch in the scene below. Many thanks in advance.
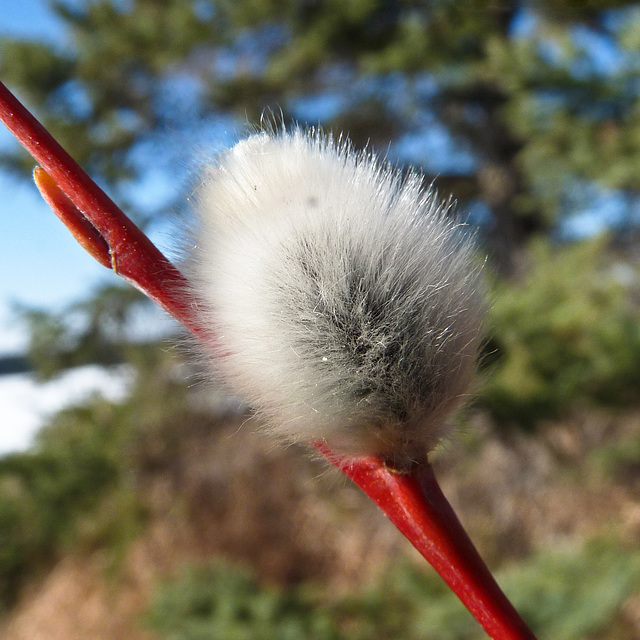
[0,80,537,640]
[189,130,483,469]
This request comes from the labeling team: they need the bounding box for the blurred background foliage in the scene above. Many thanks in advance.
[482,238,640,425]
[2,1,640,638]
[144,540,640,640]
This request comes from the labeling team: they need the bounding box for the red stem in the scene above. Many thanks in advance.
[0,80,208,342]
[317,442,537,640]
[0,80,537,640]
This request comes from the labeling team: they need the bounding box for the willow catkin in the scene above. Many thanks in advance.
[189,128,484,469]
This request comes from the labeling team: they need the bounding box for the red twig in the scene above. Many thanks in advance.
[317,443,537,640]
[0,81,208,342]
[0,80,537,640]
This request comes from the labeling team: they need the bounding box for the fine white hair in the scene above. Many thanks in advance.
[188,128,484,469]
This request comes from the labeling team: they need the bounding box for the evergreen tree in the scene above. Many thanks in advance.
[3,0,640,267]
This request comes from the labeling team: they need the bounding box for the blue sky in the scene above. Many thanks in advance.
[0,0,65,43]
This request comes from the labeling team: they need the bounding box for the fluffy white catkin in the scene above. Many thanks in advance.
[189,128,484,469]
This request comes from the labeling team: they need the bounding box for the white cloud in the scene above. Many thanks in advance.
[0,365,134,454]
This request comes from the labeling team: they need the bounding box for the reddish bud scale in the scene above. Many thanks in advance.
[33,168,112,269]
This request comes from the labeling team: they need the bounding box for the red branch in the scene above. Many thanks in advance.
[0,81,208,343]
[317,443,537,640]
[0,80,537,640]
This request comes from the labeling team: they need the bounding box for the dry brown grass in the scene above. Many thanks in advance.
[3,407,640,639]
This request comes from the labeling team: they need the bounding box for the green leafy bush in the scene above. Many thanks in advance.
[502,539,640,640]
[481,238,640,425]
[0,398,142,609]
[145,564,345,640]
[19,285,156,381]
[146,539,640,640]
[0,340,219,611]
